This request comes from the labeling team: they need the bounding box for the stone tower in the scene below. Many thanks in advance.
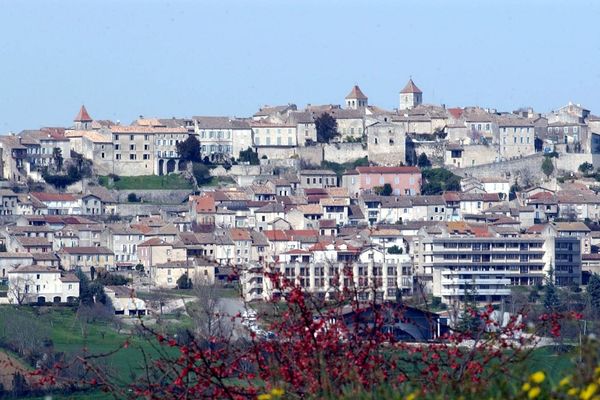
[345,85,368,109]
[399,78,422,111]
[73,105,93,130]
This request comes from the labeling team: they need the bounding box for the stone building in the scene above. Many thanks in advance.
[193,116,253,162]
[345,85,368,110]
[399,78,422,111]
[366,120,406,165]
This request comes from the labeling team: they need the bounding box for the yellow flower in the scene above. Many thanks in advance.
[257,395,272,400]
[595,366,600,376]
[406,392,419,400]
[528,386,541,399]
[270,388,284,397]
[530,371,546,384]
[560,376,571,387]
[569,388,580,396]
[581,383,599,400]
[522,382,531,392]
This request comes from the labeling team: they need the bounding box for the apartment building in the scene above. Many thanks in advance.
[418,222,581,305]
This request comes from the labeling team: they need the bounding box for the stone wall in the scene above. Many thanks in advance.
[453,153,544,181]
[555,153,598,172]
[323,143,367,164]
[115,189,192,204]
[115,203,188,217]
[296,145,324,165]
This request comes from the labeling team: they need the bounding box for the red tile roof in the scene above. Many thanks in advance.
[74,105,92,122]
[400,78,422,94]
[345,85,367,100]
[31,192,78,202]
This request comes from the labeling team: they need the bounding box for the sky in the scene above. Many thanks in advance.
[0,0,599,132]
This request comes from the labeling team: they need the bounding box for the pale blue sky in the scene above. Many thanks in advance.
[0,0,599,132]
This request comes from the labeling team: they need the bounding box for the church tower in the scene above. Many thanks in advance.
[399,78,422,111]
[73,105,93,130]
[345,85,368,109]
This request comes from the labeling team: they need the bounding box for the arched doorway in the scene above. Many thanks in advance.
[178,160,187,172]
[37,296,46,305]
[53,296,61,304]
[166,159,176,174]
[158,159,165,176]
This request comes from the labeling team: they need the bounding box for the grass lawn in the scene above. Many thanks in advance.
[0,306,184,396]
[98,174,194,190]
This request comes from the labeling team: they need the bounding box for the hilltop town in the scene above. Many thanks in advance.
[0,78,598,313]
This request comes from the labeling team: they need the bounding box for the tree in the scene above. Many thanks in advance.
[7,276,34,305]
[176,135,202,163]
[186,281,231,339]
[380,183,393,196]
[387,245,403,254]
[52,147,64,171]
[579,162,594,174]
[238,147,259,165]
[135,264,144,273]
[421,168,461,195]
[587,273,600,313]
[542,156,554,178]
[192,162,212,186]
[417,152,432,168]
[176,273,193,290]
[127,193,141,203]
[543,269,561,312]
[315,112,339,143]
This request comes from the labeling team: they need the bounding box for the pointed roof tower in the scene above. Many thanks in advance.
[345,85,368,100]
[74,105,92,122]
[400,79,422,94]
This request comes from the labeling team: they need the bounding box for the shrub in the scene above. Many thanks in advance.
[127,193,141,203]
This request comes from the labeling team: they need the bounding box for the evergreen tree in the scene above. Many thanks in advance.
[541,156,554,178]
[315,113,339,143]
[176,135,202,163]
[587,273,600,311]
[457,280,481,334]
[543,268,561,312]
[417,152,432,168]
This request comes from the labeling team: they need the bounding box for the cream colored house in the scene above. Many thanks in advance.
[7,265,79,304]
[149,259,216,288]
[58,246,115,276]
[137,238,186,268]
[104,286,146,316]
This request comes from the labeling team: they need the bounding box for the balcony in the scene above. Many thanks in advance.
[441,278,511,286]
[441,288,511,296]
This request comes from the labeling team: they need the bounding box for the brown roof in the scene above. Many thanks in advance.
[74,105,92,122]
[138,238,170,247]
[345,85,368,100]
[9,264,57,273]
[31,192,78,202]
[400,78,422,94]
[60,246,114,255]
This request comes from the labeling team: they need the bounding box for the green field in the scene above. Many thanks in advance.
[0,306,187,399]
[98,174,194,190]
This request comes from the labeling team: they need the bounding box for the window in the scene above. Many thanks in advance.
[573,126,579,133]
[144,144,149,150]
[36,274,40,279]
[130,144,135,150]
[115,154,121,160]
[144,135,149,141]
[115,144,120,150]
[129,154,136,160]
[130,135,134,140]
[114,135,120,141]
[143,154,149,160]
[101,153,105,158]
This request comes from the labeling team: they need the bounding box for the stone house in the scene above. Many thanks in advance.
[137,238,186,268]
[193,116,253,162]
[298,169,338,189]
[58,246,114,276]
[399,78,422,111]
[104,286,146,316]
[366,121,406,165]
[496,117,536,160]
[0,189,18,215]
